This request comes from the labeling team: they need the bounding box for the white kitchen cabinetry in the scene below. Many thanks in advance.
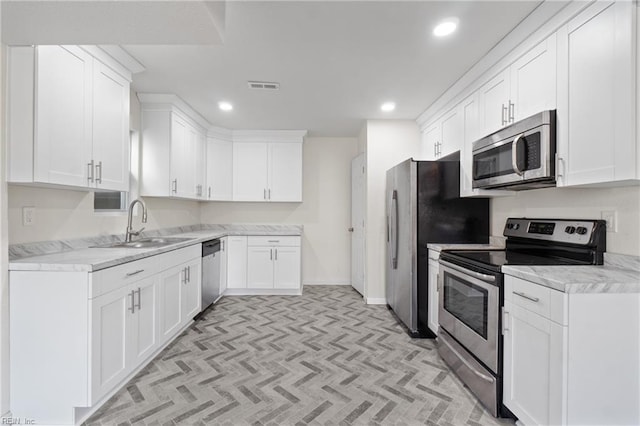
[206,137,233,200]
[232,132,305,202]
[478,34,557,137]
[246,236,301,290]
[219,237,228,294]
[422,106,462,160]
[7,45,131,191]
[139,94,208,200]
[556,1,638,187]
[502,275,639,425]
[427,250,440,335]
[226,236,248,289]
[10,245,200,425]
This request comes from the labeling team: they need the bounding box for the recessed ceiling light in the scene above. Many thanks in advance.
[218,101,233,111]
[381,102,396,112]
[433,18,459,37]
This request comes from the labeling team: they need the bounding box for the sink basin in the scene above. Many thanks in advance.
[93,237,194,249]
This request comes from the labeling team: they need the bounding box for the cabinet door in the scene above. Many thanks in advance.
[206,138,233,200]
[247,247,274,288]
[422,122,440,160]
[226,236,248,288]
[34,45,93,187]
[233,142,268,201]
[274,246,301,289]
[169,114,189,197]
[158,266,184,341]
[510,33,557,122]
[440,106,462,157]
[127,276,159,367]
[503,301,566,426]
[193,130,207,199]
[181,259,201,322]
[92,60,130,191]
[268,143,303,202]
[478,69,510,137]
[427,258,439,335]
[90,286,131,402]
[219,237,228,294]
[557,1,636,186]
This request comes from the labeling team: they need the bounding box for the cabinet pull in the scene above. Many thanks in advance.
[270,248,273,260]
[187,266,191,282]
[95,161,102,184]
[221,240,225,251]
[508,101,515,123]
[501,104,508,126]
[433,143,437,157]
[556,154,565,181]
[264,189,267,200]
[502,308,509,334]
[126,269,145,277]
[129,290,135,314]
[208,186,212,199]
[87,160,95,183]
[268,189,271,200]
[135,287,141,310]
[181,268,186,284]
[274,248,278,260]
[172,179,178,194]
[267,240,280,243]
[513,291,539,303]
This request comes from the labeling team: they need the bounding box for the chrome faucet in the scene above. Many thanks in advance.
[125,198,148,242]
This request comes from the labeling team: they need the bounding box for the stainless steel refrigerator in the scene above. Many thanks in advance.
[386,154,489,337]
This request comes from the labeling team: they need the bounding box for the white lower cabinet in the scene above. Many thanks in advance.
[427,252,440,335]
[226,236,248,289]
[219,237,228,293]
[502,275,640,425]
[273,246,301,289]
[9,245,200,425]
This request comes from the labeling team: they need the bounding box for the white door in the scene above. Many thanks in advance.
[158,266,183,341]
[181,259,201,322]
[206,138,233,200]
[226,236,248,289]
[269,142,303,202]
[127,276,158,367]
[233,142,268,201]
[34,45,93,187]
[350,154,366,296]
[90,285,131,403]
[91,60,130,191]
[510,33,557,121]
[273,246,301,289]
[247,247,274,288]
[478,69,510,136]
[427,258,440,335]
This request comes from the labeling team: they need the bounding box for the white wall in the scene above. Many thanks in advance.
[363,120,421,303]
[200,137,358,285]
[492,186,640,256]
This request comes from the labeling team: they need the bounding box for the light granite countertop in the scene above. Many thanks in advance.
[9,224,302,273]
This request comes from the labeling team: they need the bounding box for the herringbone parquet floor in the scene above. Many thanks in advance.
[85,286,514,426]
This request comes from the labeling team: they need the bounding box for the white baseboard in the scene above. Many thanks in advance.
[224,288,302,296]
[366,298,387,305]
[303,281,351,286]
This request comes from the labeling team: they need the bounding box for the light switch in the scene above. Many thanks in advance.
[22,207,35,226]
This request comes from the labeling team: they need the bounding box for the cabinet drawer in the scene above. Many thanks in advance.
[154,244,201,270]
[504,275,567,325]
[91,256,159,298]
[247,236,301,247]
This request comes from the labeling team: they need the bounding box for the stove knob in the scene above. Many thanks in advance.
[506,223,513,230]
[513,223,520,230]
[565,226,576,234]
[576,226,588,235]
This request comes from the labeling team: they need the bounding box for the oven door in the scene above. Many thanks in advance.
[472,124,553,189]
[438,259,499,373]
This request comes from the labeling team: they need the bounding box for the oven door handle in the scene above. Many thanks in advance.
[439,333,496,383]
[512,133,525,176]
[439,260,496,283]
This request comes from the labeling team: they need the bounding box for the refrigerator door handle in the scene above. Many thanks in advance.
[392,190,399,269]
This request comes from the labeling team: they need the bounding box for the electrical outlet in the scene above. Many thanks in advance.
[601,210,617,232]
[22,207,35,226]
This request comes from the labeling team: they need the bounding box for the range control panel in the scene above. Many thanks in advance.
[503,218,605,245]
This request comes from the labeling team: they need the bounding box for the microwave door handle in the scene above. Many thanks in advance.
[511,133,525,176]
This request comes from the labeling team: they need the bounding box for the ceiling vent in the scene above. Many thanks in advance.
[247,81,280,90]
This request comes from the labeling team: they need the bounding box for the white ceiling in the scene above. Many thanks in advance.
[2,1,543,137]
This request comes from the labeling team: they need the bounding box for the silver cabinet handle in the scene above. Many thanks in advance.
[502,308,509,334]
[129,290,135,313]
[511,133,525,176]
[556,154,565,180]
[439,259,496,283]
[221,240,225,251]
[87,160,95,183]
[208,186,211,199]
[126,269,145,277]
[508,100,515,123]
[270,248,273,260]
[439,334,495,383]
[135,287,141,310]
[264,189,267,200]
[433,143,437,157]
[267,240,280,243]
[181,267,187,284]
[95,161,102,184]
[172,179,178,194]
[268,189,271,200]
[186,266,190,282]
[501,104,508,126]
[513,291,539,303]
[274,248,278,260]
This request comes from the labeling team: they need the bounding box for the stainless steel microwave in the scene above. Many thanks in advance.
[472,110,556,190]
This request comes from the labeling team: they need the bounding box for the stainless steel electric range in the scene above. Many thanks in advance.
[436,217,607,417]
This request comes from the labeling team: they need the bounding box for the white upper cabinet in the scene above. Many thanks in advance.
[556,1,638,187]
[422,106,462,160]
[205,137,233,201]
[478,34,557,138]
[7,45,132,191]
[139,94,209,200]
[232,131,306,202]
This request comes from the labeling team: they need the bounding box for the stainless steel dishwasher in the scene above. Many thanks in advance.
[199,239,221,317]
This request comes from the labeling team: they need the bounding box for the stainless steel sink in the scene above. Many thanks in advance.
[93,237,194,249]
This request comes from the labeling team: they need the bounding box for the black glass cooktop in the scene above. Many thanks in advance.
[440,249,589,273]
